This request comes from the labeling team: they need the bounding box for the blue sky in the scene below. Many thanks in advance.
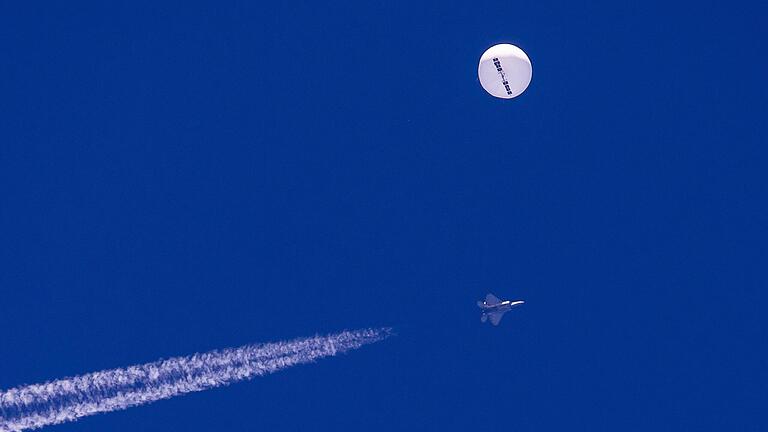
[1,1,766,431]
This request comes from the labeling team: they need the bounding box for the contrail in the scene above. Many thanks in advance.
[0,328,390,432]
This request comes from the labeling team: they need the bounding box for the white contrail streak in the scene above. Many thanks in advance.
[0,328,390,432]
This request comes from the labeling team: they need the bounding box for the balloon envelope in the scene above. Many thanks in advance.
[478,44,532,99]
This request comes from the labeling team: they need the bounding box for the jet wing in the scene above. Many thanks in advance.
[488,311,505,326]
[484,293,501,305]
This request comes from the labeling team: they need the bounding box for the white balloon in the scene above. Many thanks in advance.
[478,44,532,99]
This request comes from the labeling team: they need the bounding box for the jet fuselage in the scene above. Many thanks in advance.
[478,294,524,325]
[478,300,525,312]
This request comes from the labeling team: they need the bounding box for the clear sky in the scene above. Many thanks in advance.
[1,1,765,431]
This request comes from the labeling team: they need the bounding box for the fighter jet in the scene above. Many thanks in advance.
[478,293,524,326]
